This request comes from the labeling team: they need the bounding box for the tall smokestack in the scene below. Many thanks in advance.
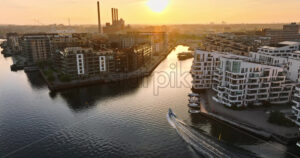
[97,1,102,34]
[112,8,114,24]
[116,9,118,21]
[114,8,116,24]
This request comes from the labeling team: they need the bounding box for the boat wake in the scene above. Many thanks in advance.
[167,109,258,158]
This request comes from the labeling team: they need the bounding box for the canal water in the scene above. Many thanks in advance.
[0,41,299,158]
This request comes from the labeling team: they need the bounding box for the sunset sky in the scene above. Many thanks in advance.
[1,0,300,25]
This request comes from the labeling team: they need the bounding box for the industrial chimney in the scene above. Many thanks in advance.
[97,1,102,34]
[111,8,114,25]
[114,8,117,24]
[116,9,118,22]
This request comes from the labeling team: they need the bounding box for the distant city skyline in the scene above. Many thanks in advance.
[1,0,300,25]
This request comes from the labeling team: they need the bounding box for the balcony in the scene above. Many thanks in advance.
[270,98,289,104]
[247,79,258,84]
[228,76,245,81]
[214,71,222,76]
[279,92,290,97]
[248,85,259,89]
[292,106,300,113]
[260,84,270,88]
[229,85,239,90]
[213,77,221,82]
[269,94,279,98]
[249,74,259,78]
[245,98,256,101]
[282,87,292,92]
[257,95,268,100]
[296,86,300,92]
[270,88,282,92]
[271,78,285,82]
[217,86,225,92]
[226,71,247,75]
[295,93,300,98]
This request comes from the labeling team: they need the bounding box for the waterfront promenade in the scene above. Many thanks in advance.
[199,90,300,144]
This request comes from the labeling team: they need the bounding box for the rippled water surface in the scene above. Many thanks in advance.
[0,41,299,158]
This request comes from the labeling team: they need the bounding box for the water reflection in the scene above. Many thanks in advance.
[25,72,47,89]
[56,79,142,111]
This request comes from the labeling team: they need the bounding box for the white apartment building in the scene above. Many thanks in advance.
[250,52,288,67]
[191,50,221,90]
[213,56,294,107]
[291,85,300,148]
[191,49,295,107]
[292,85,300,126]
[257,41,300,57]
[255,41,300,148]
[250,42,300,82]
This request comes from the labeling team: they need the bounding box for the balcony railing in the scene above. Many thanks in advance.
[292,106,300,113]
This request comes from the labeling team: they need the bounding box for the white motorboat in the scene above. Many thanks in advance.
[188,93,199,97]
[188,103,200,108]
[189,109,201,114]
[189,98,200,104]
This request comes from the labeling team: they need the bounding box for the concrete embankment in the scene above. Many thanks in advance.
[199,112,272,139]
[199,111,300,145]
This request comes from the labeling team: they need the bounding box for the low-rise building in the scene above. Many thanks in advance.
[263,23,300,44]
[201,33,260,56]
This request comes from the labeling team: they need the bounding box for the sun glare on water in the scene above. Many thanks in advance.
[147,0,169,13]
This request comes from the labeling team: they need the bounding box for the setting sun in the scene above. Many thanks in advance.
[147,0,169,13]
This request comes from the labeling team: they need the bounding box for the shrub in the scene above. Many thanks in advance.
[44,69,54,76]
[268,111,295,127]
[37,61,45,69]
[47,74,55,82]
[58,74,71,82]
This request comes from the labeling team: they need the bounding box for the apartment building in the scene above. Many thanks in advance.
[191,51,221,90]
[6,33,21,53]
[291,86,300,126]
[56,45,152,78]
[127,44,152,70]
[256,41,300,57]
[56,47,115,79]
[250,41,300,82]
[191,49,294,107]
[202,33,257,56]
[213,56,294,107]
[118,32,168,54]
[51,34,89,50]
[290,85,300,148]
[22,33,57,63]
